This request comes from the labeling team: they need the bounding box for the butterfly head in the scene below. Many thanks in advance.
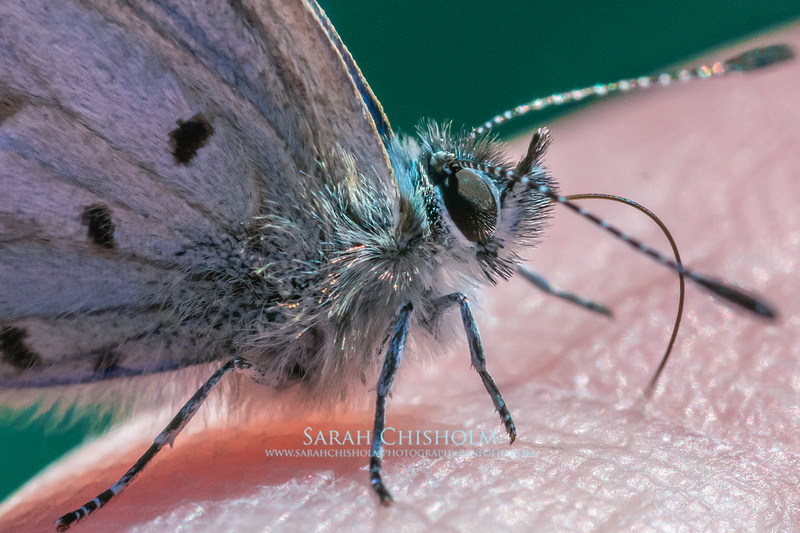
[388,121,556,284]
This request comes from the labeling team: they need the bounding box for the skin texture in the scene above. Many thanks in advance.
[2,24,799,532]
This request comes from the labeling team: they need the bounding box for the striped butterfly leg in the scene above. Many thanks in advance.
[369,302,413,505]
[55,356,269,531]
[517,264,612,317]
[367,295,514,503]
[432,293,517,443]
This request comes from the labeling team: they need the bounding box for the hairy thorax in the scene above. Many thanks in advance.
[179,124,554,405]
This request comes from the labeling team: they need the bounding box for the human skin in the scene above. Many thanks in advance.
[2,24,799,532]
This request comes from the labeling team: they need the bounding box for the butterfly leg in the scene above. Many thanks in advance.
[432,293,516,443]
[55,356,268,531]
[517,264,612,316]
[369,302,413,505]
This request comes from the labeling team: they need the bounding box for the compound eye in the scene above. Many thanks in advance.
[439,168,498,242]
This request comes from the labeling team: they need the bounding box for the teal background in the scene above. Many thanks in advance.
[323,1,800,135]
[2,0,799,503]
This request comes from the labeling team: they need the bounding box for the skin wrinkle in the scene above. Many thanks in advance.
[1,25,799,532]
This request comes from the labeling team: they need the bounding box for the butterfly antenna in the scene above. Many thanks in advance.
[440,138,777,321]
[561,193,685,398]
[473,44,793,135]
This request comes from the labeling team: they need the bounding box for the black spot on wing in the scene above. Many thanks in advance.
[0,326,43,371]
[82,204,116,248]
[169,113,214,165]
[0,88,28,124]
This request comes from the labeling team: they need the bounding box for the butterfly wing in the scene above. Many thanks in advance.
[0,0,392,389]
[305,1,393,137]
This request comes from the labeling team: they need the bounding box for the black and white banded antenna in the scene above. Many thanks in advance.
[441,144,778,319]
[431,128,778,393]
[472,44,793,136]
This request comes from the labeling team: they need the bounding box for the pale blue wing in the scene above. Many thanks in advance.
[0,0,392,389]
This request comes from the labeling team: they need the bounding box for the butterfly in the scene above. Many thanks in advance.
[0,0,794,530]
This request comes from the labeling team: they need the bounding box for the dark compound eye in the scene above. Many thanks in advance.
[439,168,498,243]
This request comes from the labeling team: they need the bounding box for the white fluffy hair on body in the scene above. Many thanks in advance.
[179,122,554,409]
